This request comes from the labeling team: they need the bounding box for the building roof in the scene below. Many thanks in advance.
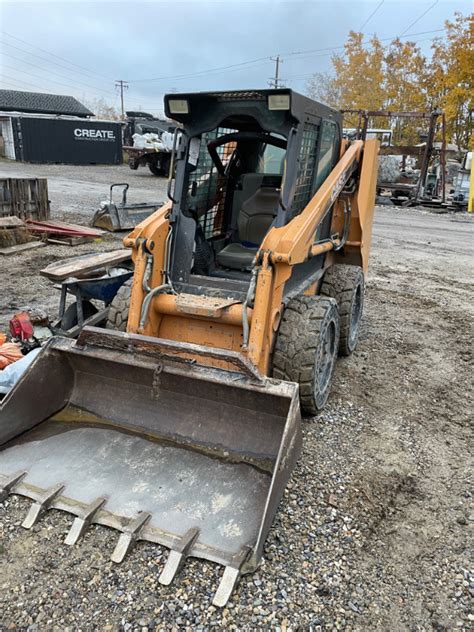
[0,90,93,117]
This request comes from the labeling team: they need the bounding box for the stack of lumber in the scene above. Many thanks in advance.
[25,220,104,246]
[0,216,44,256]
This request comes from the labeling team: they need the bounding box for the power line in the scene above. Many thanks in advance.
[129,58,271,83]
[282,27,444,59]
[1,64,117,104]
[126,28,443,85]
[358,0,385,31]
[400,0,439,36]
[284,34,446,84]
[1,74,48,92]
[0,50,117,98]
[128,56,272,83]
[1,30,113,81]
[0,39,115,93]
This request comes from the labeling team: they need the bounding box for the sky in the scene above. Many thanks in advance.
[0,0,471,117]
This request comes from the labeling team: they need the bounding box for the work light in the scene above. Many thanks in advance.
[168,99,189,114]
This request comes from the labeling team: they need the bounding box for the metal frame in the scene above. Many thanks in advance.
[342,109,447,205]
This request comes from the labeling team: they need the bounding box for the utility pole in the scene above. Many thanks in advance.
[115,80,129,119]
[268,56,284,88]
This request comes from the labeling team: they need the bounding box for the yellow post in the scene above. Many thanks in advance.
[469,152,474,213]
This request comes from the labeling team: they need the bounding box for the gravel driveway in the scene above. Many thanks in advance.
[0,162,473,630]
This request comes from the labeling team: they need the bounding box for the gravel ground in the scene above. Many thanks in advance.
[0,163,473,630]
[0,159,167,224]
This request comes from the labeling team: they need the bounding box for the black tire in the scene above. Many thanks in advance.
[273,296,340,415]
[148,160,164,177]
[106,279,132,331]
[320,264,364,356]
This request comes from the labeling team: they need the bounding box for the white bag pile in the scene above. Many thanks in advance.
[132,131,174,152]
[378,155,402,183]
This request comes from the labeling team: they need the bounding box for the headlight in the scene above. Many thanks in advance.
[268,94,290,111]
[168,99,189,114]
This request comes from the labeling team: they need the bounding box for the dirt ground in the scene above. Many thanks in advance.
[0,162,473,630]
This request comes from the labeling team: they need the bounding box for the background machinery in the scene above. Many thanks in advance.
[0,90,378,606]
[123,111,177,177]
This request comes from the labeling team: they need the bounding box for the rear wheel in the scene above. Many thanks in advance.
[148,162,162,176]
[273,296,339,415]
[106,279,132,331]
[320,264,364,356]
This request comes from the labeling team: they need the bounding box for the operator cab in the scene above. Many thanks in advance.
[164,90,342,293]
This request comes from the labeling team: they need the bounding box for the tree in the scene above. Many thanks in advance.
[307,32,385,127]
[430,12,473,149]
[384,39,429,143]
[84,97,121,121]
[305,12,473,148]
[306,71,341,109]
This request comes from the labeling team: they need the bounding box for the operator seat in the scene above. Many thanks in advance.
[216,187,279,270]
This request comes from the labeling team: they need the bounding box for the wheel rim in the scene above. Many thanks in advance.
[349,283,363,348]
[315,319,336,394]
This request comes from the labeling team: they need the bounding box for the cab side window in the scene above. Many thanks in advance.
[313,121,338,192]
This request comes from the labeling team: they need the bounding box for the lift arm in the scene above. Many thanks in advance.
[260,140,364,265]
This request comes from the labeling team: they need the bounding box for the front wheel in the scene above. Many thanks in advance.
[106,279,132,331]
[273,296,340,415]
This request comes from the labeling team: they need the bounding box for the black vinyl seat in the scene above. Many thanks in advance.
[217,187,279,270]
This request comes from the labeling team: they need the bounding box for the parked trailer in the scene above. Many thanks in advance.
[123,145,171,177]
[123,111,176,177]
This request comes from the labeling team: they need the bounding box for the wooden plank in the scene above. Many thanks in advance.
[40,249,132,281]
[0,241,46,256]
[0,216,25,228]
[26,220,104,238]
[41,220,104,236]
[47,236,95,246]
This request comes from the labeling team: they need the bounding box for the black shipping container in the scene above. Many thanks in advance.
[12,117,122,164]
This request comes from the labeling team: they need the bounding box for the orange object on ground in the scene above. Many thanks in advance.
[0,333,6,346]
[0,342,23,369]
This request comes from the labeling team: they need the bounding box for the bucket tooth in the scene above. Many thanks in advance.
[0,470,27,502]
[159,527,200,586]
[65,497,107,546]
[212,545,252,608]
[22,483,65,529]
[111,511,152,563]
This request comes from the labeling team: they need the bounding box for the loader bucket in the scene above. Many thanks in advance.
[0,327,301,606]
[91,202,164,231]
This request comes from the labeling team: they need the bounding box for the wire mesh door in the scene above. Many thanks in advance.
[186,128,236,239]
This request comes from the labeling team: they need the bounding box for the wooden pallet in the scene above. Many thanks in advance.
[0,178,50,221]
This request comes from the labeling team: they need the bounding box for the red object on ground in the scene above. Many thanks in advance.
[9,311,34,341]
[0,342,23,369]
[25,220,103,238]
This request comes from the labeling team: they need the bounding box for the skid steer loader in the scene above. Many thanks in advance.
[0,90,378,606]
